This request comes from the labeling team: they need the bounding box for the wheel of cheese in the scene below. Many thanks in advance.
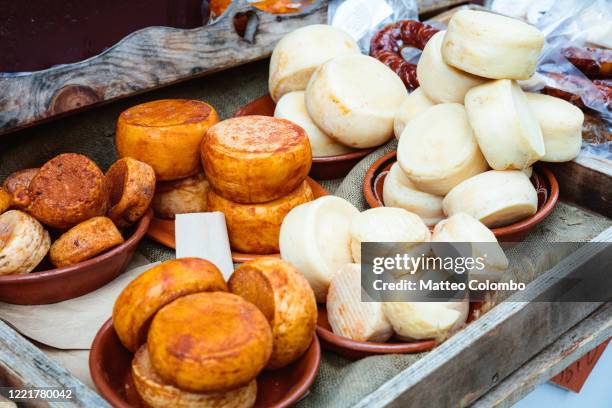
[525,93,584,162]
[417,31,487,104]
[2,168,38,200]
[201,116,312,204]
[432,213,509,281]
[382,299,468,340]
[112,258,227,352]
[279,196,359,302]
[269,24,360,102]
[147,292,273,393]
[327,263,393,342]
[207,180,314,255]
[350,207,431,264]
[465,80,544,170]
[229,258,317,369]
[382,163,444,226]
[443,170,538,228]
[152,173,209,219]
[0,210,50,276]
[116,99,219,181]
[393,88,436,139]
[441,10,545,80]
[306,54,408,149]
[397,103,489,196]
[132,346,257,408]
[274,91,354,157]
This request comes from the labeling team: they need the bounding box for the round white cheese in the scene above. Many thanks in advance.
[382,163,444,226]
[441,10,545,80]
[279,196,359,302]
[306,54,408,149]
[327,263,393,342]
[525,93,584,162]
[350,207,431,264]
[417,31,487,104]
[443,170,538,228]
[465,80,545,170]
[393,88,436,139]
[274,91,354,157]
[382,299,468,340]
[269,24,360,102]
[397,103,489,196]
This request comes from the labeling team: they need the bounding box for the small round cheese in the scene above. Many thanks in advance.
[525,93,584,162]
[443,170,538,228]
[274,91,354,157]
[153,173,209,220]
[393,88,436,139]
[465,80,545,170]
[306,54,408,148]
[442,10,545,80]
[350,207,431,264]
[327,263,393,342]
[201,116,312,204]
[397,103,489,196]
[382,163,444,226]
[417,31,487,104]
[279,196,359,302]
[269,24,360,102]
[382,299,468,340]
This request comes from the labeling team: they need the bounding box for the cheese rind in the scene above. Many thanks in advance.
[327,263,393,342]
[350,207,431,264]
[417,31,487,104]
[525,93,584,162]
[382,163,444,226]
[274,91,354,157]
[269,24,360,102]
[465,80,545,170]
[442,10,545,80]
[443,170,538,228]
[397,103,489,195]
[393,88,436,139]
[306,54,408,148]
[279,196,359,302]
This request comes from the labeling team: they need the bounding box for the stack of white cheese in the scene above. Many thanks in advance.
[391,10,584,229]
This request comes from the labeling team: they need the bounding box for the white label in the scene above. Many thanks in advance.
[332,0,393,41]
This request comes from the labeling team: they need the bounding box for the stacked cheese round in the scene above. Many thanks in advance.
[525,93,584,162]
[393,88,436,139]
[269,24,360,102]
[417,31,487,104]
[116,99,219,181]
[279,196,359,302]
[443,170,538,228]
[465,80,544,170]
[397,103,489,196]
[441,10,545,80]
[274,91,354,157]
[382,163,444,226]
[306,54,408,148]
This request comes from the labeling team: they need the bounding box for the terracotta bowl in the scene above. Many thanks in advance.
[315,302,484,360]
[90,318,321,408]
[147,177,328,263]
[234,94,376,180]
[363,151,559,242]
[0,209,152,305]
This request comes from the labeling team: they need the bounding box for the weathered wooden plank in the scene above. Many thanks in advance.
[0,0,327,135]
[472,301,612,408]
[0,320,109,407]
[353,227,612,408]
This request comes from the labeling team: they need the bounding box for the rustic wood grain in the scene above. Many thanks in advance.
[0,320,109,407]
[0,0,326,135]
[353,227,612,408]
[473,302,612,408]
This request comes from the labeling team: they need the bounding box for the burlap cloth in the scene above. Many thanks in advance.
[1,59,610,407]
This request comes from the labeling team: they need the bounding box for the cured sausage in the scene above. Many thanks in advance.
[542,72,612,111]
[370,20,439,90]
[563,46,612,79]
